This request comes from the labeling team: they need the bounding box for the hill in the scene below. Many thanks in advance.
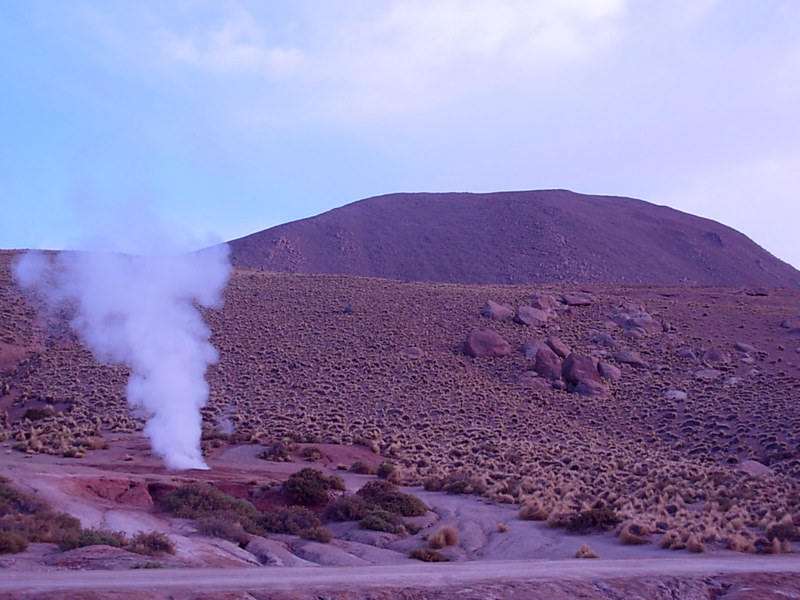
[229,190,800,287]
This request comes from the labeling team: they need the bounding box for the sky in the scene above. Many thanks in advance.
[1,0,799,267]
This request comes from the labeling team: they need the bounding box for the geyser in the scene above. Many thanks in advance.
[14,245,231,470]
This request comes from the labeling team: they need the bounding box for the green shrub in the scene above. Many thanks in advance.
[129,531,176,556]
[196,516,251,547]
[59,529,126,551]
[299,526,334,543]
[282,468,345,507]
[0,531,28,554]
[566,507,622,534]
[324,495,369,522]
[410,548,448,562]
[359,510,405,534]
[376,461,396,479]
[356,481,427,517]
[262,506,320,535]
[0,511,81,544]
[159,482,264,535]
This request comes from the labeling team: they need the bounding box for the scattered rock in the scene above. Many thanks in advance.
[545,336,571,358]
[515,306,550,327]
[695,369,723,381]
[463,330,512,358]
[516,372,551,390]
[528,294,559,311]
[561,294,592,306]
[733,342,755,353]
[562,353,607,396]
[533,346,563,380]
[702,347,730,363]
[676,348,697,360]
[613,351,650,369]
[611,307,663,334]
[723,377,743,386]
[664,390,687,400]
[480,300,514,321]
[780,315,800,329]
[522,339,548,359]
[738,460,773,478]
[787,328,800,338]
[597,362,622,381]
[399,347,425,358]
[590,332,618,348]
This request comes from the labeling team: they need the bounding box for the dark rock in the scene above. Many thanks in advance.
[463,330,512,357]
[598,362,622,381]
[480,300,514,320]
[515,306,550,327]
[613,351,650,369]
[546,336,571,358]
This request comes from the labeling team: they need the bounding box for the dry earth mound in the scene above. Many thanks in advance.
[229,190,800,287]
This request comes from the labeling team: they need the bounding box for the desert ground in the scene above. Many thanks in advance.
[2,247,800,597]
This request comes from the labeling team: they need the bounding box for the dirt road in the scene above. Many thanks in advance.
[4,555,800,595]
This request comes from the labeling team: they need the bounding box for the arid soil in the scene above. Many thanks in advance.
[229,190,800,287]
[2,246,800,596]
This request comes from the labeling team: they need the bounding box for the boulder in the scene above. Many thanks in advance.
[598,362,622,381]
[613,351,650,369]
[676,348,697,360]
[546,336,571,358]
[480,300,514,321]
[515,306,550,327]
[528,294,558,311]
[562,353,608,396]
[534,346,563,380]
[733,342,755,353]
[561,294,592,306]
[780,315,800,329]
[463,330,512,357]
[522,339,547,359]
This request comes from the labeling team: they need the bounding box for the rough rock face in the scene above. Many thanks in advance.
[228,190,800,287]
[463,331,512,357]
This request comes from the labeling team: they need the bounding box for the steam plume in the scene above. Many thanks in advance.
[14,245,231,470]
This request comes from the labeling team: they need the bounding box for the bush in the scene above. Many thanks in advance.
[324,495,369,522]
[0,531,28,554]
[283,468,345,507]
[428,525,459,549]
[0,480,47,515]
[518,502,549,521]
[359,510,405,534]
[159,482,264,535]
[350,461,376,475]
[257,440,296,462]
[129,531,176,556]
[423,472,486,495]
[262,506,320,535]
[355,481,427,517]
[59,529,126,551]
[410,548,448,562]
[376,462,396,479]
[566,507,621,534]
[196,517,251,547]
[299,526,334,543]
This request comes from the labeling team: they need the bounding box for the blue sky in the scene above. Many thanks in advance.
[2,1,799,267]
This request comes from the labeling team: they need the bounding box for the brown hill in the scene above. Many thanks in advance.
[230,190,800,287]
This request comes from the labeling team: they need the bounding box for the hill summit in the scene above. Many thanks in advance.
[230,190,799,287]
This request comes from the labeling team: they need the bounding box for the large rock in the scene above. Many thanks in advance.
[546,336,571,358]
[480,300,514,320]
[561,293,592,306]
[463,330,512,357]
[702,347,730,363]
[562,353,607,396]
[515,306,550,327]
[598,362,622,381]
[611,304,663,334]
[528,294,559,311]
[534,346,563,380]
[613,351,650,369]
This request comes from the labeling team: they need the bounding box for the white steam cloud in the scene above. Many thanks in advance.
[14,245,231,470]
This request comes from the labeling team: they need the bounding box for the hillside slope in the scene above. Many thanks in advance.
[230,190,800,287]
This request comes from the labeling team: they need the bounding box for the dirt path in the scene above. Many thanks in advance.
[4,555,800,595]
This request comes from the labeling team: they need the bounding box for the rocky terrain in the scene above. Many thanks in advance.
[2,215,800,596]
[229,190,800,287]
